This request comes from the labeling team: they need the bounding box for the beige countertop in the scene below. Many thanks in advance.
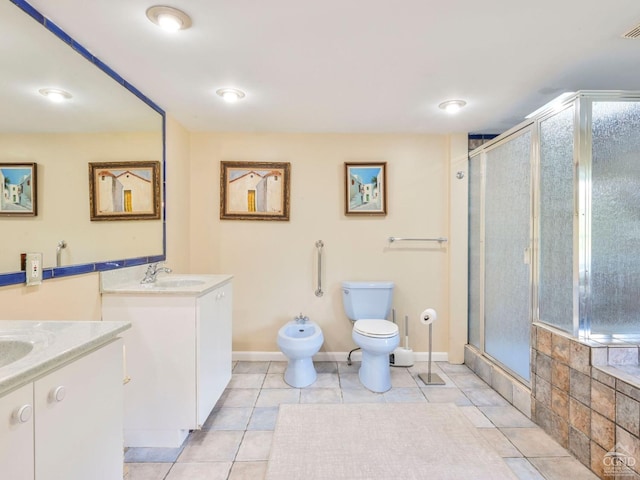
[0,320,130,396]
[101,274,233,296]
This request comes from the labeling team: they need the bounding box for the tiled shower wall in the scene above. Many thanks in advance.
[531,323,640,479]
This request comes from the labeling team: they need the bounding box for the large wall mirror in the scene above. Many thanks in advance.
[0,0,165,286]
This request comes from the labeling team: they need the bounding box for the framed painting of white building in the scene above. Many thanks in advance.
[88,161,161,221]
[0,163,37,216]
[345,162,387,216]
[220,161,291,221]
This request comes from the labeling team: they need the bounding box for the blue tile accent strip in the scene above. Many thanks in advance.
[0,272,26,287]
[0,0,167,289]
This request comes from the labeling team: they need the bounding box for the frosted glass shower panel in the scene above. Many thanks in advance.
[539,106,575,334]
[590,101,640,335]
[484,131,532,381]
[468,156,481,348]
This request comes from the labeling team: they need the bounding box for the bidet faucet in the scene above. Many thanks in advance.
[141,262,172,283]
[294,313,309,324]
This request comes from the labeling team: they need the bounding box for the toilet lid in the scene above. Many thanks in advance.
[353,319,399,338]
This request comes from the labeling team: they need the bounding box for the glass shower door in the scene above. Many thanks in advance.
[483,130,532,381]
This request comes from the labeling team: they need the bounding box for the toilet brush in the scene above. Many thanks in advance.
[390,314,414,367]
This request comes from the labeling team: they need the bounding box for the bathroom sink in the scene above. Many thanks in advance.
[153,278,206,288]
[0,339,34,368]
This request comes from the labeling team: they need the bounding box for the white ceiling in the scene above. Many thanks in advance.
[22,0,640,134]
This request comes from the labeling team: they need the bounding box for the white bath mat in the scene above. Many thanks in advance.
[266,403,517,480]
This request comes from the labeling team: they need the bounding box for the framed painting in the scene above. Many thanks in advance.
[0,163,37,216]
[88,161,161,221]
[344,162,387,216]
[220,161,291,221]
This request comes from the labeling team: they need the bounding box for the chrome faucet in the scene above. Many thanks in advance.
[294,313,309,324]
[141,262,172,284]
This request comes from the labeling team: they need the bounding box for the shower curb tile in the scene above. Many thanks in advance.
[590,367,615,388]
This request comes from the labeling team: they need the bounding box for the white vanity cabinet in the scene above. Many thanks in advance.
[101,276,233,448]
[0,337,124,480]
[34,339,123,480]
[0,383,34,480]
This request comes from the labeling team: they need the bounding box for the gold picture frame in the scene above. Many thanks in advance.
[88,161,161,221]
[220,161,291,221]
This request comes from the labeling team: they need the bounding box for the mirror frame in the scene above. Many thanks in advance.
[0,0,166,287]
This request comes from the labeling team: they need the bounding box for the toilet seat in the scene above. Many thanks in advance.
[353,319,398,338]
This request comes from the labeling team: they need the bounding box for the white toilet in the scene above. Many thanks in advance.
[341,281,399,393]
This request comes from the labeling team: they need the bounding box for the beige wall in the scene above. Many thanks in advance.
[0,123,469,360]
[188,132,460,355]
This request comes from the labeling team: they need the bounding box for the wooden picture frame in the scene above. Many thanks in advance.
[88,161,161,221]
[344,162,387,216]
[220,161,291,221]
[0,162,37,216]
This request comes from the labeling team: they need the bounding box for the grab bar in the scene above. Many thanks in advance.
[388,236,448,243]
[315,240,324,297]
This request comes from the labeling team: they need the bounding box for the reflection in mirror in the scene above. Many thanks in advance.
[0,0,165,285]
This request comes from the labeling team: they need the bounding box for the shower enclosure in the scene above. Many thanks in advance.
[468,91,640,383]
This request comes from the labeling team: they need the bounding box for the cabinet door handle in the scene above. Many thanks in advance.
[49,385,66,403]
[13,404,33,424]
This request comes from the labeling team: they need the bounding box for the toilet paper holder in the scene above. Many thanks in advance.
[418,308,445,386]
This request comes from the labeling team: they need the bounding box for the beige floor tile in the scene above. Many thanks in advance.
[308,372,340,388]
[165,462,232,480]
[459,405,495,428]
[216,388,260,408]
[477,428,523,457]
[421,386,472,406]
[450,373,491,390]
[262,373,291,389]
[500,428,571,458]
[255,388,300,407]
[383,387,427,403]
[126,463,172,480]
[267,361,287,374]
[314,361,339,373]
[465,388,510,406]
[248,407,279,430]
[342,388,386,403]
[390,368,420,387]
[233,361,270,374]
[528,456,599,479]
[177,431,243,462]
[300,388,343,404]
[228,373,266,388]
[236,431,273,461]
[503,458,545,479]
[228,461,268,480]
[339,372,367,389]
[204,407,252,430]
[479,405,537,428]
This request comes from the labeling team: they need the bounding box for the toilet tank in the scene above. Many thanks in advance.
[341,281,394,320]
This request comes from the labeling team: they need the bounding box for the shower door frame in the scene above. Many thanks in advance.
[469,122,536,385]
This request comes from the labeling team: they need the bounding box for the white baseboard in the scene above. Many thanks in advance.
[232,351,449,363]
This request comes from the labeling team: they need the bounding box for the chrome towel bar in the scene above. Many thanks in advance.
[388,236,448,243]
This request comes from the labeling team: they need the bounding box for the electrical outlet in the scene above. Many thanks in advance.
[25,253,43,286]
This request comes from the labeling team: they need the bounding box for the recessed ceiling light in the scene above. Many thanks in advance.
[438,99,467,114]
[146,6,192,31]
[216,88,246,103]
[38,88,72,102]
